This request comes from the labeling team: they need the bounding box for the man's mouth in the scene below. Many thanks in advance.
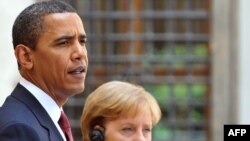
[68,65,86,76]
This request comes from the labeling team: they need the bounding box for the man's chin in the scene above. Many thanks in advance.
[72,86,85,95]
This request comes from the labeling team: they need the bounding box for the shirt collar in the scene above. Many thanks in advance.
[19,77,62,123]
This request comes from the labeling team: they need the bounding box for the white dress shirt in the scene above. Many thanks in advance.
[19,77,67,141]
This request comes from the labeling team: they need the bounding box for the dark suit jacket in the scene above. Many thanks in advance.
[0,83,64,141]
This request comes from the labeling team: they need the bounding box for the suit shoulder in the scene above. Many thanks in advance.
[0,122,41,141]
[0,96,37,127]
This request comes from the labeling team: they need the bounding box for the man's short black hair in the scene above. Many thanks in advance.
[12,1,76,50]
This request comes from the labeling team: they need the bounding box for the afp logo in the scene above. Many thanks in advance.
[224,125,250,141]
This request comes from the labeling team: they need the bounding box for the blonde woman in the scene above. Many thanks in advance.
[81,81,161,141]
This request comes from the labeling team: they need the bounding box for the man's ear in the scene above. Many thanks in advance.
[15,44,33,70]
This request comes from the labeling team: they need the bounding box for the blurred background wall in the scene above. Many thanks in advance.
[211,0,250,140]
[238,0,250,124]
[0,0,34,106]
[0,0,249,141]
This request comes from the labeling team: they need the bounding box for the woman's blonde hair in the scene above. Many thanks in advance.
[81,81,161,141]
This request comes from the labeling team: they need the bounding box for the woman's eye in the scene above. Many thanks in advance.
[123,128,133,132]
[122,127,135,134]
[121,128,134,136]
[143,128,151,133]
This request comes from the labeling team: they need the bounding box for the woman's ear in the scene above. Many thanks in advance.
[93,125,105,131]
[15,44,33,70]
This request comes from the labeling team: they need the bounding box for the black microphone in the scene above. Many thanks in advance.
[90,129,104,141]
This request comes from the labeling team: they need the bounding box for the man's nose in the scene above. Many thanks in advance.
[71,42,86,60]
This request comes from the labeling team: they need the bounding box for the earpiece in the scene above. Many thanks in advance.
[90,128,104,141]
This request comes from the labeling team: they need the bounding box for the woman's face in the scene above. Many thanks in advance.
[104,110,153,141]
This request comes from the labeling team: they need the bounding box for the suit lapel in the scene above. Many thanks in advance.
[12,84,64,141]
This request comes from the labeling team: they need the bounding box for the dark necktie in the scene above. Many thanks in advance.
[58,111,74,141]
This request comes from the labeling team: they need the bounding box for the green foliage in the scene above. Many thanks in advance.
[174,84,188,101]
[174,44,186,56]
[145,83,206,140]
[192,110,203,122]
[194,43,208,56]
[153,123,171,140]
[191,83,206,98]
[154,46,167,55]
[144,84,169,107]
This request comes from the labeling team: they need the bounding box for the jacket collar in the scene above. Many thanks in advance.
[11,83,64,141]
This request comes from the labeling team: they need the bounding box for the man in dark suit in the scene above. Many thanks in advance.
[0,1,88,141]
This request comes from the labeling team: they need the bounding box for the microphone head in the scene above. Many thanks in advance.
[90,129,104,141]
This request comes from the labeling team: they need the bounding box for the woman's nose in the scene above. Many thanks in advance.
[133,131,147,141]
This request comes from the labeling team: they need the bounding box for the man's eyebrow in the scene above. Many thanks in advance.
[54,34,87,43]
[79,34,87,40]
[54,35,73,43]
